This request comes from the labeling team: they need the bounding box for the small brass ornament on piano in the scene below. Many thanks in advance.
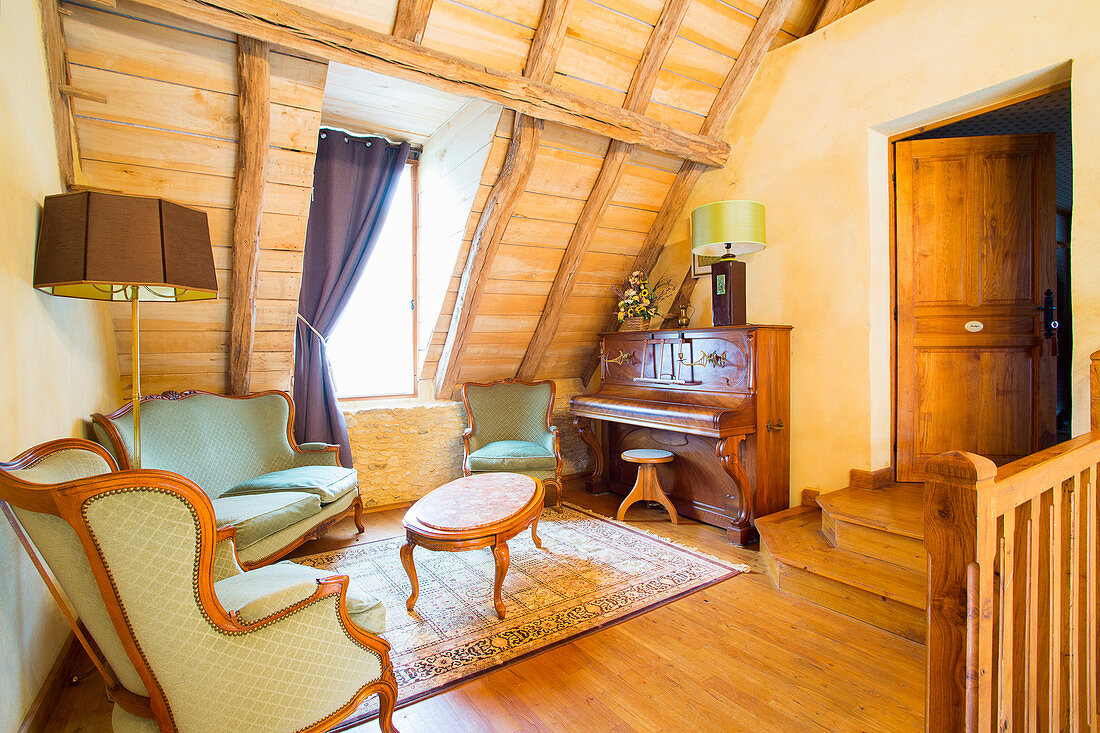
[602,348,634,366]
[677,350,728,368]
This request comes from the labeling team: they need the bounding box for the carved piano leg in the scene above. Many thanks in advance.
[716,435,756,546]
[573,416,607,493]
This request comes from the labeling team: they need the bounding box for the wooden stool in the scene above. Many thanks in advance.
[616,449,678,523]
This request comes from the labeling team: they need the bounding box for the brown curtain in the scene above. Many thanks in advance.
[293,130,410,466]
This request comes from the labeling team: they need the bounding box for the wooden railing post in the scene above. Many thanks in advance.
[1090,350,1100,432]
[925,450,998,732]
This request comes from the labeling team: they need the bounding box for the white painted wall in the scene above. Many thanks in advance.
[0,1,121,727]
[654,0,1100,503]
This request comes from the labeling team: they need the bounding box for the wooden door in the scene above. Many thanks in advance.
[895,134,1056,482]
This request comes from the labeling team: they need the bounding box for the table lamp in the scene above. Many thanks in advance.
[33,191,217,468]
[690,200,766,326]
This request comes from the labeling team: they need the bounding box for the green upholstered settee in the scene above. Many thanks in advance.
[0,438,396,733]
[461,378,564,507]
[91,390,363,569]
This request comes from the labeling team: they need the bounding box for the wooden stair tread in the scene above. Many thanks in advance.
[816,483,924,540]
[757,506,926,610]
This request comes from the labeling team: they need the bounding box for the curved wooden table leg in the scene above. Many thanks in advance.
[400,538,419,612]
[530,514,543,549]
[491,542,510,619]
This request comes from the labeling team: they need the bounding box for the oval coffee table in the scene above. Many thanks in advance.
[400,472,544,619]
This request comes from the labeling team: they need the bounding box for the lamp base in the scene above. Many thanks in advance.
[710,257,746,326]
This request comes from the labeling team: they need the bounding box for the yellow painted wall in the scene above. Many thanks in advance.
[0,1,121,727]
[654,0,1100,503]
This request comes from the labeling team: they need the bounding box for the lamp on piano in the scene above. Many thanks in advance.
[691,200,765,327]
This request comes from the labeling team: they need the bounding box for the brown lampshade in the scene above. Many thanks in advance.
[33,191,217,301]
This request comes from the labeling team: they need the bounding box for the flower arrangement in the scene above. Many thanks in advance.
[612,270,676,325]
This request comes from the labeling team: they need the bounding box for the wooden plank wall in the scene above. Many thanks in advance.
[60,0,326,395]
[422,0,812,388]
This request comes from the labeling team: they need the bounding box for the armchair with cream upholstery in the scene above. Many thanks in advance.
[0,439,397,733]
[461,378,564,507]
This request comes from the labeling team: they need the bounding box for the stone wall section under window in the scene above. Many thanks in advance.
[346,379,592,507]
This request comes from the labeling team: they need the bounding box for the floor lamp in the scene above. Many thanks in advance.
[33,191,217,468]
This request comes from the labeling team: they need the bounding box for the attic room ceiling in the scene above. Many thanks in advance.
[43,0,874,398]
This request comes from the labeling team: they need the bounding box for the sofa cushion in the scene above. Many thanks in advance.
[467,440,557,472]
[213,561,386,634]
[212,492,321,550]
[220,466,358,505]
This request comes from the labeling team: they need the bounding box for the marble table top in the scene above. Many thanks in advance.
[409,473,539,532]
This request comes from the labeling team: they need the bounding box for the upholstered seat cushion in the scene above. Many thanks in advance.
[220,466,358,504]
[212,492,321,550]
[213,561,386,635]
[466,440,558,472]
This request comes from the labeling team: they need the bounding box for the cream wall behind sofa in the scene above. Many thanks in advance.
[654,0,1100,504]
[0,1,121,728]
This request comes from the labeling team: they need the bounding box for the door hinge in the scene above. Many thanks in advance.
[893,306,898,320]
[891,171,896,184]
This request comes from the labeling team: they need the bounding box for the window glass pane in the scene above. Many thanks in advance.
[327,165,414,397]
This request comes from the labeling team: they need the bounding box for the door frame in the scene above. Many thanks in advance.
[887,80,1071,480]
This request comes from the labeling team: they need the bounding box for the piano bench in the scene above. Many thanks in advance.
[616,449,678,524]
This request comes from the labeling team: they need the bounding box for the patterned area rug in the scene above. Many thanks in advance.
[294,504,743,728]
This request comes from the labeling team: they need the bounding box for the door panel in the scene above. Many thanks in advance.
[896,134,1056,482]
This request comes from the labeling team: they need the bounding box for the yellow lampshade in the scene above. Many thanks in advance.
[690,200,766,258]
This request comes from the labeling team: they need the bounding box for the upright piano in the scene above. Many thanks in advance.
[570,325,790,545]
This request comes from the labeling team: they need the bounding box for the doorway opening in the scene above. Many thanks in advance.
[891,85,1072,482]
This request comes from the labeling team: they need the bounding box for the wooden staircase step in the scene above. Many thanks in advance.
[757,506,927,643]
[821,511,926,573]
[816,483,925,540]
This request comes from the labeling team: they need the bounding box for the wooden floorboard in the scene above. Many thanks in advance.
[42,481,925,732]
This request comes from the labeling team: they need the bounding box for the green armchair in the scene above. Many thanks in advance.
[91,390,363,569]
[0,438,397,733]
[461,378,564,507]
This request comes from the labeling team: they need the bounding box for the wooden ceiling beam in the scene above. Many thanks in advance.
[809,0,873,34]
[581,0,796,386]
[39,0,78,188]
[391,0,434,43]
[227,37,270,395]
[121,0,730,168]
[432,0,574,399]
[515,0,690,382]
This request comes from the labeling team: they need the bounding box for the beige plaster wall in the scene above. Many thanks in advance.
[0,2,122,728]
[653,0,1100,503]
[345,379,591,506]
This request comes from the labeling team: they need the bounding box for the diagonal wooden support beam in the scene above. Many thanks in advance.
[391,0,434,43]
[123,0,729,168]
[433,0,574,399]
[515,0,690,381]
[228,36,270,395]
[39,0,78,188]
[581,0,796,386]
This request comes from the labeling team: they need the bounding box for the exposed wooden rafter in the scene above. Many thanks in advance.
[432,0,575,398]
[805,0,874,34]
[515,0,691,382]
[122,0,729,168]
[227,36,270,395]
[391,0,434,43]
[39,0,78,188]
[582,0,797,386]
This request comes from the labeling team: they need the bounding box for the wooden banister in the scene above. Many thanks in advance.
[924,349,1100,731]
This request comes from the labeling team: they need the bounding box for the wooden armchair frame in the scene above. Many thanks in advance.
[91,389,364,569]
[0,438,397,733]
[460,378,564,508]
